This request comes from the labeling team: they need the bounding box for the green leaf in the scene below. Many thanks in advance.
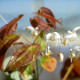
[19,63,35,80]
[20,63,35,75]
[0,34,20,70]
[5,43,41,71]
[36,32,47,51]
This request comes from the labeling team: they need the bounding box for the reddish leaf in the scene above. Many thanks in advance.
[46,19,56,29]
[0,34,20,70]
[30,16,49,30]
[61,58,80,80]
[35,12,62,25]
[73,58,80,76]
[13,42,24,45]
[38,7,54,17]
[5,43,41,71]
[0,14,24,39]
[38,7,56,28]
[41,55,57,72]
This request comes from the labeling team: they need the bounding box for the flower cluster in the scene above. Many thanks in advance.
[23,25,80,62]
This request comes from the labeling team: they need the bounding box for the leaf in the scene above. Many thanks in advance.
[13,42,24,45]
[35,12,62,25]
[0,14,24,39]
[38,7,56,29]
[36,36,47,51]
[30,16,49,31]
[46,19,56,29]
[61,58,80,80]
[5,43,41,71]
[19,65,33,79]
[36,32,47,51]
[38,7,54,17]
[0,34,20,70]
[41,55,57,72]
[19,63,35,79]
[20,56,42,79]
[73,58,80,76]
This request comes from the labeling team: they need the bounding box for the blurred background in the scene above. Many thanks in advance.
[0,0,80,30]
[0,0,80,80]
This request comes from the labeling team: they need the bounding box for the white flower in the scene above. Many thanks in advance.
[52,32,62,45]
[64,32,77,40]
[64,26,80,41]
[45,33,53,40]
[58,52,64,62]
[35,27,39,30]
[45,33,55,44]
[62,38,68,45]
[73,26,80,32]
[23,26,38,36]
[63,26,80,45]
[73,46,80,52]
[45,46,52,55]
[45,32,62,45]
[69,49,76,63]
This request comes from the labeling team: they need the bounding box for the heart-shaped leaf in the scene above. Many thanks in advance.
[5,43,41,71]
[41,55,57,72]
[0,14,24,39]
[38,7,54,17]
[38,7,56,29]
[0,34,20,70]
[35,12,62,25]
[30,16,49,31]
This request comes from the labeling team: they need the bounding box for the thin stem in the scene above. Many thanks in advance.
[57,18,65,38]
[62,64,73,80]
[13,45,16,53]
[0,14,32,44]
[33,31,44,44]
[36,60,39,79]
[15,30,32,44]
[19,72,24,80]
[58,25,64,38]
[59,41,61,53]
[62,52,80,80]
[0,14,8,24]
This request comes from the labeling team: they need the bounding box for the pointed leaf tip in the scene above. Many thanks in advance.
[0,34,20,70]
[5,43,41,71]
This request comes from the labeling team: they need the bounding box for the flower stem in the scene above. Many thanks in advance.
[62,52,80,80]
[15,30,32,44]
[0,14,32,44]
[0,14,8,24]
[36,60,39,79]
[33,31,44,44]
[62,64,73,80]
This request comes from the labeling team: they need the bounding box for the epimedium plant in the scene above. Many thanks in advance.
[0,7,59,80]
[0,7,80,80]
